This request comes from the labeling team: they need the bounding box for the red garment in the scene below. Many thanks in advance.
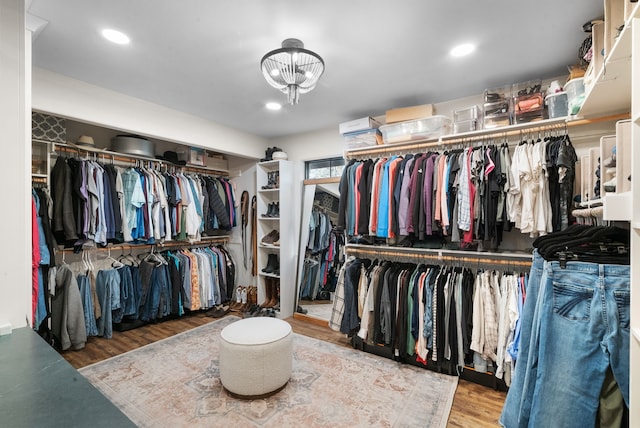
[31,197,41,327]
[369,158,387,234]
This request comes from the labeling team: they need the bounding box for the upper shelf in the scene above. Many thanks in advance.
[343,113,628,159]
[578,3,640,117]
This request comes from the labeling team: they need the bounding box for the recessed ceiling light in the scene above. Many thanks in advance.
[102,28,130,45]
[266,102,282,111]
[450,43,475,57]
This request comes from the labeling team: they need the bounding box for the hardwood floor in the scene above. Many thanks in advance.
[62,312,505,427]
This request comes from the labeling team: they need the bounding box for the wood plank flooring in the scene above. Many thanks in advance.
[62,312,505,427]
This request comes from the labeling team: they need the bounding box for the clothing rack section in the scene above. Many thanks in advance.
[343,113,628,159]
[44,241,237,350]
[299,229,344,301]
[48,147,238,250]
[338,131,577,255]
[345,244,532,272]
[571,205,606,226]
[55,235,230,253]
[330,256,528,391]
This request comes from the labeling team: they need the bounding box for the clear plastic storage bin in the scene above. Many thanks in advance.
[483,100,511,117]
[454,106,481,122]
[453,119,479,134]
[484,85,511,103]
[545,92,569,118]
[343,129,380,149]
[379,115,452,144]
[565,78,585,115]
[484,113,511,129]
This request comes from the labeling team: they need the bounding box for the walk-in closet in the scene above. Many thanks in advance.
[1,1,638,427]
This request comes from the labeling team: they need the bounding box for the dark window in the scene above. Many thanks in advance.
[305,157,345,179]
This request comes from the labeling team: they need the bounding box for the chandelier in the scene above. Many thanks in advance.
[260,38,325,105]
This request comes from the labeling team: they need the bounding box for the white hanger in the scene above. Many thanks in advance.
[106,247,125,269]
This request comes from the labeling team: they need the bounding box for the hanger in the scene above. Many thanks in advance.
[142,245,168,265]
[542,226,630,266]
[60,248,68,267]
[106,247,125,268]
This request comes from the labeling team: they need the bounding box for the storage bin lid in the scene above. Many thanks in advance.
[545,91,568,100]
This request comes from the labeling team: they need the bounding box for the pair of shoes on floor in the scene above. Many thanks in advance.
[205,304,230,318]
[243,304,273,318]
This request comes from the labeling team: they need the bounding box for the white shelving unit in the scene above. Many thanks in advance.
[255,160,301,319]
[630,14,640,425]
[579,4,637,118]
[583,3,640,421]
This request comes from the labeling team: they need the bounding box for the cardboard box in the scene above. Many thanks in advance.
[385,104,433,124]
[205,152,229,171]
[339,116,382,134]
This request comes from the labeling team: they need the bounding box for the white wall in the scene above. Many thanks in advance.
[32,68,268,160]
[0,0,30,332]
[274,127,344,162]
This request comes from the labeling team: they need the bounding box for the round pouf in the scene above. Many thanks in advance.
[219,317,292,398]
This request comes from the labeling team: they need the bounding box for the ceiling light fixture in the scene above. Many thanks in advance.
[265,102,282,111]
[450,43,475,57]
[102,28,130,45]
[261,38,325,105]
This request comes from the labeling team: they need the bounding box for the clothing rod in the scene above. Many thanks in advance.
[345,245,532,267]
[45,141,230,177]
[572,206,604,218]
[344,112,628,159]
[55,236,230,253]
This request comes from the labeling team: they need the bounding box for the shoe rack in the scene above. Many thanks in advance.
[256,159,301,319]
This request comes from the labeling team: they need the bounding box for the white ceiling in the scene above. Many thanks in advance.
[28,0,603,139]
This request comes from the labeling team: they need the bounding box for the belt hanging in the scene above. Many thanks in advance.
[251,195,257,276]
[240,191,249,269]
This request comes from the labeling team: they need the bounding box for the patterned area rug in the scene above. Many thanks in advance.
[80,316,458,428]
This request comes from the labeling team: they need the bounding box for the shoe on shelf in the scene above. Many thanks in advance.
[261,229,280,244]
[263,202,276,217]
[603,156,616,168]
[603,177,616,193]
[262,253,279,274]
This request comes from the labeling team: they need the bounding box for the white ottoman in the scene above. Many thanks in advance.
[219,317,293,398]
